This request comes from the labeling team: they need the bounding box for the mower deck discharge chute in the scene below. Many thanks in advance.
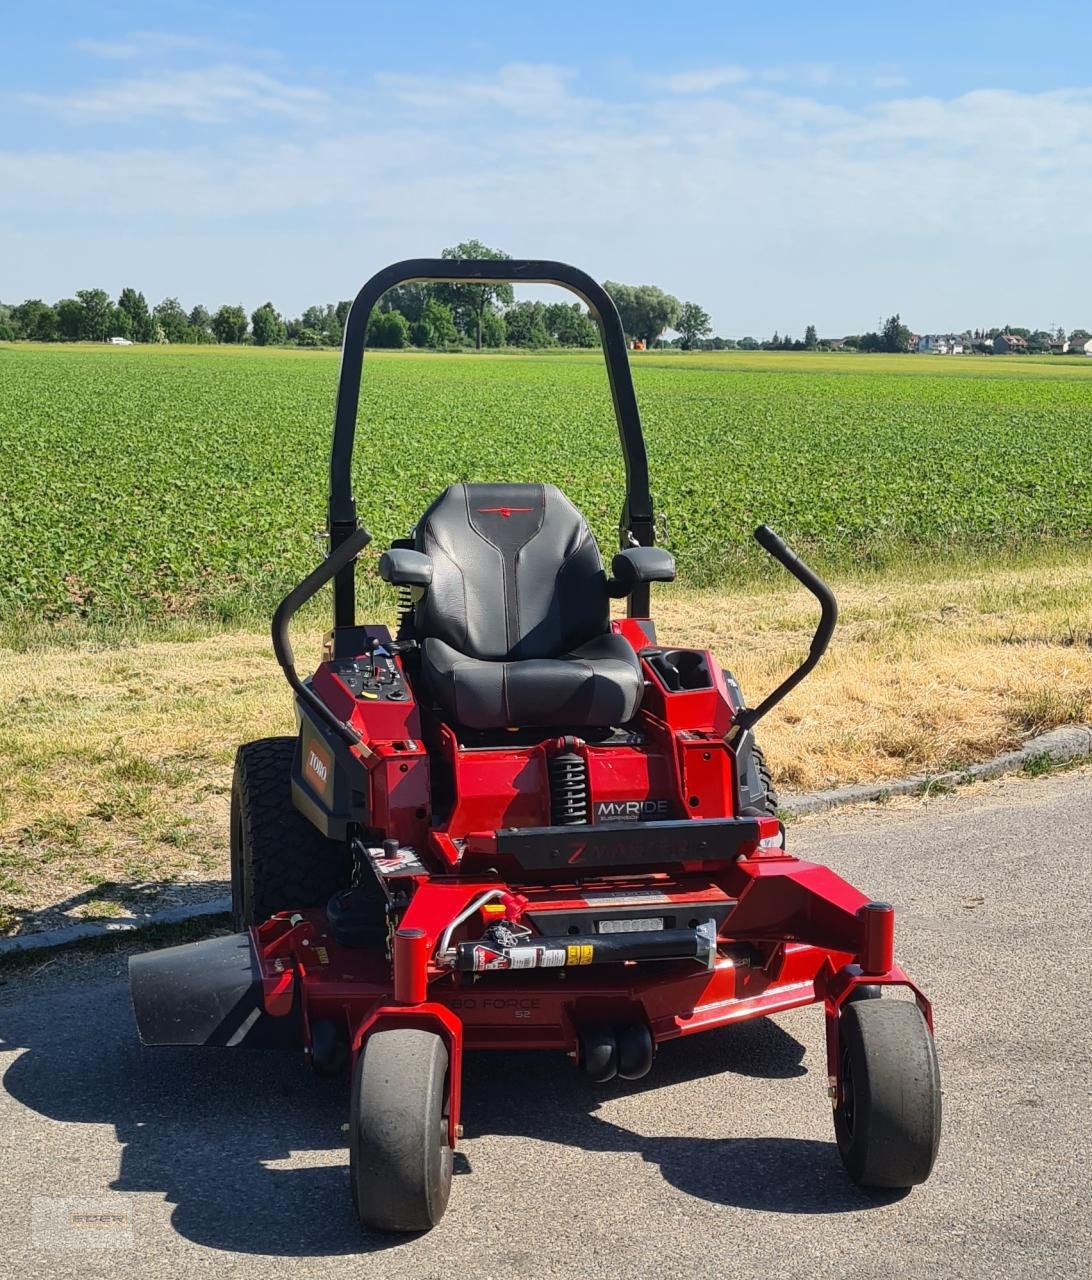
[130,259,941,1233]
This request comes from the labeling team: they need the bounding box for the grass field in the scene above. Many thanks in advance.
[2,553,1090,935]
[1,344,1091,630]
[1,343,1090,935]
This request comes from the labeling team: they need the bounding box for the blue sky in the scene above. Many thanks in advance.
[2,2,1090,334]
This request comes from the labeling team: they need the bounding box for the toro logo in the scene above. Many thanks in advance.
[307,750,328,784]
[594,799,670,823]
[477,507,533,518]
[303,735,333,799]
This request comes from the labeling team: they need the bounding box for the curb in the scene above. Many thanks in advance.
[780,724,1092,817]
[3,725,1089,958]
[0,897,230,958]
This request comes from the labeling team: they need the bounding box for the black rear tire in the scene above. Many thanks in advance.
[751,741,780,815]
[834,999,941,1188]
[350,1028,453,1232]
[230,737,350,929]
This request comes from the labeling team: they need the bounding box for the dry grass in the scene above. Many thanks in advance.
[655,555,1092,790]
[2,553,1090,933]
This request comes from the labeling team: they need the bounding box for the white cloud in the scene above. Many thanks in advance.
[375,63,585,119]
[3,59,1091,329]
[654,66,751,94]
[23,64,329,125]
[74,32,208,61]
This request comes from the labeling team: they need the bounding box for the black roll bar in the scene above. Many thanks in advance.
[328,259,655,626]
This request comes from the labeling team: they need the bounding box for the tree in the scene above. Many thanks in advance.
[250,301,286,346]
[366,309,409,349]
[305,304,342,345]
[881,314,911,353]
[436,240,513,349]
[75,289,111,341]
[55,298,84,340]
[12,299,57,341]
[505,300,550,348]
[738,336,759,350]
[379,285,431,327]
[105,305,131,340]
[676,301,712,350]
[117,288,155,342]
[603,281,681,346]
[154,297,190,344]
[479,307,507,348]
[543,301,598,347]
[804,324,818,350]
[212,304,248,344]
[411,298,458,349]
[188,305,212,335]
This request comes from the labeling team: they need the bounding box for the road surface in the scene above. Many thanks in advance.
[1,769,1089,1279]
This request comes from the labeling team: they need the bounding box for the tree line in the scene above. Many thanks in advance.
[0,240,723,352]
[4,248,1085,355]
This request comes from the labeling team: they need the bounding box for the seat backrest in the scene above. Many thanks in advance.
[413,483,609,660]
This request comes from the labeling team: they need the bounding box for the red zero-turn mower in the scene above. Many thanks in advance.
[130,260,941,1232]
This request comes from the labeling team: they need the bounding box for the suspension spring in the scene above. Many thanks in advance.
[549,741,588,825]
[395,584,414,640]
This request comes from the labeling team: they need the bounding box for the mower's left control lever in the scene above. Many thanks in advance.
[729,525,838,738]
[272,527,373,746]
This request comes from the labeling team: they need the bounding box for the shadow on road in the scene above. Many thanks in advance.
[1,969,896,1257]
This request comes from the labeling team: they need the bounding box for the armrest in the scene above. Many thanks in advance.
[608,546,676,596]
[378,548,433,588]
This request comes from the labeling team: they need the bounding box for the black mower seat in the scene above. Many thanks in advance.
[409,483,643,730]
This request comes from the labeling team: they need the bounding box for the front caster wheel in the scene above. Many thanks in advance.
[350,1028,453,1232]
[578,1024,617,1082]
[834,999,941,1188]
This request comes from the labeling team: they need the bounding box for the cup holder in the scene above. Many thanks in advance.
[646,648,714,692]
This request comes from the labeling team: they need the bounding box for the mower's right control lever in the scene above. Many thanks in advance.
[729,525,838,738]
[272,526,373,746]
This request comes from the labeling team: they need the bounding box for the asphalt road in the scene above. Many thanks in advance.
[1,769,1089,1279]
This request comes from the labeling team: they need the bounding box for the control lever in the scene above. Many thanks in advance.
[728,525,838,738]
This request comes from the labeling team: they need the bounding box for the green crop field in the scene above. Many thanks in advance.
[1,343,1090,629]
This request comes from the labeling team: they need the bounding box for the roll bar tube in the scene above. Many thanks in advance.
[729,525,838,736]
[328,259,655,627]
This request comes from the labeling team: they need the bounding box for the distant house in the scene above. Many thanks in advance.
[918,334,964,355]
[107,336,133,346]
[1050,338,1071,353]
[823,337,846,350]
[1071,336,1092,356]
[993,333,1028,354]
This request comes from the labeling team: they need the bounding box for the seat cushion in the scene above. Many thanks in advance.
[422,632,643,730]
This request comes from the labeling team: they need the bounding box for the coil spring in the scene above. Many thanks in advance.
[395,584,414,640]
[549,749,588,825]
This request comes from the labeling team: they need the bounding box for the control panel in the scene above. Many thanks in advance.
[330,643,409,703]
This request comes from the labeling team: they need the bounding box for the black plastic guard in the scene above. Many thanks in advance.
[494,817,760,872]
[128,933,301,1048]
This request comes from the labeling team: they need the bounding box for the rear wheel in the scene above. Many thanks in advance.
[230,736,350,929]
[834,999,941,1188]
[350,1028,453,1232]
[750,741,780,815]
